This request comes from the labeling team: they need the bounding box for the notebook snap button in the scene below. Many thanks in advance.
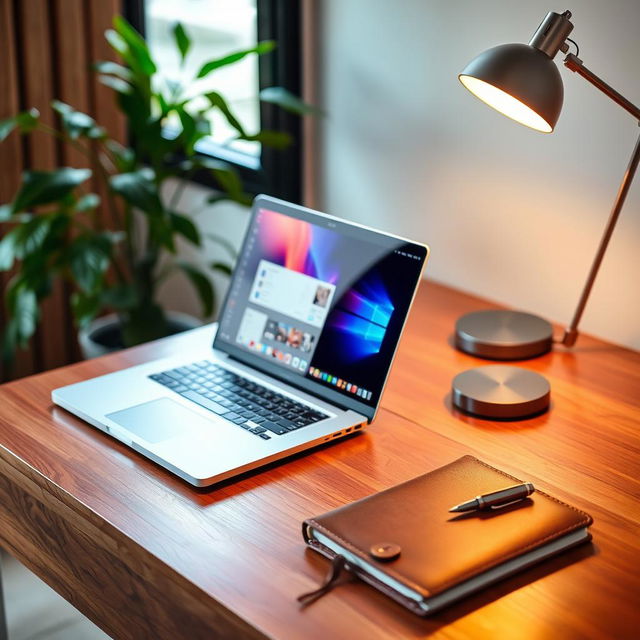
[369,542,401,561]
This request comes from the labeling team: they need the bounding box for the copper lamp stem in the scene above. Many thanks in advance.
[558,54,640,347]
[560,129,640,347]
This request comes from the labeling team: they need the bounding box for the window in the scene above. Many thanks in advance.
[125,0,302,201]
[146,0,260,159]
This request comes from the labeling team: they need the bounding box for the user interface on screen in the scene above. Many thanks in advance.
[215,206,427,408]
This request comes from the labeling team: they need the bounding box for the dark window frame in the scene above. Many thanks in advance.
[124,0,302,203]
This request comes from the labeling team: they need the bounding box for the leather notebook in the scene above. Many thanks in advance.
[301,455,593,615]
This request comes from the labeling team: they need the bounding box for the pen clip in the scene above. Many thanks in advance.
[489,498,525,510]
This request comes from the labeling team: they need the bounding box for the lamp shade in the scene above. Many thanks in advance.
[459,43,564,132]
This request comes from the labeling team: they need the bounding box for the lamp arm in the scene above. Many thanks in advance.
[564,54,640,121]
[558,128,640,347]
[558,53,640,347]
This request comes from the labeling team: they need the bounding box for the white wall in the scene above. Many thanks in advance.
[316,0,640,349]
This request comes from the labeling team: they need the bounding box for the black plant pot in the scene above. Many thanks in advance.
[78,311,201,359]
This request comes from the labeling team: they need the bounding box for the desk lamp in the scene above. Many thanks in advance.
[451,9,640,418]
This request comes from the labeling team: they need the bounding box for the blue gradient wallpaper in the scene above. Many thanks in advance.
[308,247,424,405]
[329,277,395,359]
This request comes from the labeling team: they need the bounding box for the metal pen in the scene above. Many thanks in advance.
[449,482,536,513]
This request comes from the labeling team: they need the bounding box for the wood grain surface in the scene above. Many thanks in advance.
[0,281,638,639]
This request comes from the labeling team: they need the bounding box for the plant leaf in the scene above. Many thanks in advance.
[88,125,107,139]
[37,215,70,273]
[176,106,195,146]
[176,261,214,317]
[105,29,128,57]
[105,140,135,172]
[75,193,101,212]
[93,60,133,81]
[0,117,16,141]
[52,100,98,140]
[173,22,191,64]
[70,291,102,328]
[170,212,201,246]
[109,170,163,215]
[101,284,138,311]
[5,281,39,348]
[210,261,233,277]
[196,41,276,78]
[205,91,246,136]
[156,91,170,117]
[16,108,41,132]
[16,287,38,343]
[98,74,133,94]
[176,106,211,155]
[0,109,40,141]
[241,130,292,149]
[0,204,12,222]
[104,27,152,101]
[149,217,176,252]
[69,234,111,293]
[260,86,323,115]
[204,193,235,206]
[0,229,18,270]
[182,158,249,204]
[102,230,126,245]
[11,168,91,212]
[112,16,157,76]
[12,216,53,259]
[197,159,250,205]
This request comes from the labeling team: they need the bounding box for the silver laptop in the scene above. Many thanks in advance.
[52,195,429,486]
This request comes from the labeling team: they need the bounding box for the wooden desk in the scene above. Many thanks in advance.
[0,282,638,639]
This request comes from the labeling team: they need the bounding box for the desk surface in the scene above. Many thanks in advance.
[0,281,638,640]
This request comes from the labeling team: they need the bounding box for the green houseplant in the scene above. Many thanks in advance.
[0,17,311,361]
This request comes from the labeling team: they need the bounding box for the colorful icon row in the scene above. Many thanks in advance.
[308,368,372,400]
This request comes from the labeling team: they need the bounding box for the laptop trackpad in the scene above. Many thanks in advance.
[107,398,206,444]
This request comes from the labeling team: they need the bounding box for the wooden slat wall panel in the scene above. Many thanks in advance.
[0,0,36,380]
[18,0,69,372]
[53,0,93,364]
[0,0,124,382]
[88,0,127,231]
[53,0,91,170]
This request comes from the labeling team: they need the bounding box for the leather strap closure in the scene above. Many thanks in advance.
[297,555,349,607]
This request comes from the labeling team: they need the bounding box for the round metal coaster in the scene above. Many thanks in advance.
[455,310,553,360]
[452,365,550,419]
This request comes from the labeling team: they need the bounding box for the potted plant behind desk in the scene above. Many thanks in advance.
[0,17,311,361]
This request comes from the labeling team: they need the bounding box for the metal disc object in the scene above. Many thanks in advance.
[452,365,550,419]
[455,310,553,360]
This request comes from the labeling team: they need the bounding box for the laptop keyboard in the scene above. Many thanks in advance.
[148,360,328,440]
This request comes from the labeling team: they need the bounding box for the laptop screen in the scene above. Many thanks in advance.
[214,197,428,420]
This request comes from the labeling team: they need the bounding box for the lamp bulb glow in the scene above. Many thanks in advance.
[459,75,553,133]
